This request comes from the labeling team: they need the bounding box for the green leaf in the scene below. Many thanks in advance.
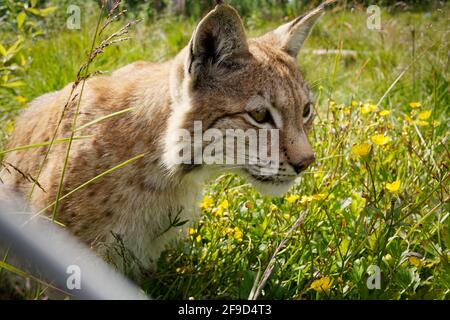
[6,36,24,57]
[1,81,25,88]
[19,53,26,66]
[17,11,26,29]
[0,43,6,56]
[31,0,38,7]
[26,6,57,17]
[339,238,350,257]
[0,260,70,295]
[24,7,40,16]
[239,270,257,299]
[173,219,189,228]
[39,6,58,16]
[0,261,28,278]
[31,30,44,38]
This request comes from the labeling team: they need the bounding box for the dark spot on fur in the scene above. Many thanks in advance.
[95,94,107,106]
[76,156,88,167]
[140,182,148,191]
[96,148,104,159]
[104,210,113,217]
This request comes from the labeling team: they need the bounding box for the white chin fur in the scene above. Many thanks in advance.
[248,176,295,197]
[197,167,295,197]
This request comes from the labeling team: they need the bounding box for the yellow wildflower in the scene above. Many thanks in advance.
[5,121,14,134]
[418,110,432,120]
[214,207,224,217]
[286,194,300,203]
[379,110,391,116]
[200,196,214,210]
[311,194,327,201]
[360,103,377,114]
[386,179,401,192]
[409,256,422,267]
[300,195,313,204]
[214,199,229,217]
[404,115,413,124]
[432,120,441,127]
[220,200,229,209]
[234,227,243,242]
[188,228,196,236]
[310,277,332,294]
[351,143,371,157]
[409,102,421,108]
[371,134,390,146]
[15,96,27,104]
[224,227,234,236]
[416,120,429,127]
[351,100,360,107]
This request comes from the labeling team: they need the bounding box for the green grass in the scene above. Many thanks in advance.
[0,4,449,299]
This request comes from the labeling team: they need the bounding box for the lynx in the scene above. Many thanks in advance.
[0,3,328,274]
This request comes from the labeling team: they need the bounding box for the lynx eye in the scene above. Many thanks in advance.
[303,102,313,120]
[249,108,271,124]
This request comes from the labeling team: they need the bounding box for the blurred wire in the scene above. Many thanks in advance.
[0,196,148,300]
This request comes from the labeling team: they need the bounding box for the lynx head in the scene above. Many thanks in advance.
[165,2,329,196]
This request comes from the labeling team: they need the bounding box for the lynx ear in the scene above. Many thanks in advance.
[187,4,249,82]
[264,1,333,58]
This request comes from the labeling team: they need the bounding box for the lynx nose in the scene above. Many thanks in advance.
[291,155,315,174]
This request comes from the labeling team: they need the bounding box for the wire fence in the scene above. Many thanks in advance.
[0,195,148,300]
